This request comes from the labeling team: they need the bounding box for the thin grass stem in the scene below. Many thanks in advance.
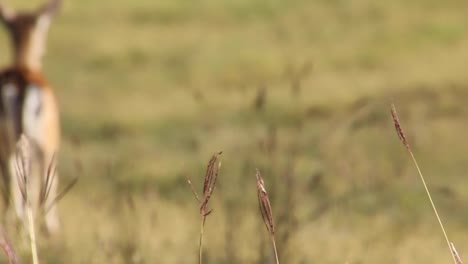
[270,235,279,264]
[408,151,456,264]
[199,216,206,264]
[391,104,457,264]
[27,205,39,264]
[451,242,463,264]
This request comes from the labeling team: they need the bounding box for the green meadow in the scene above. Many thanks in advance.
[2,0,468,263]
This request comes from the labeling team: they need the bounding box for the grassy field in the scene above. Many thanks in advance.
[2,0,468,263]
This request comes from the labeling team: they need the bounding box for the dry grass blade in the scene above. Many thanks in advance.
[185,174,201,203]
[44,176,78,214]
[39,154,57,207]
[38,153,79,215]
[390,104,457,264]
[13,157,27,203]
[451,242,463,264]
[0,228,19,264]
[185,151,222,264]
[255,169,279,264]
[14,136,31,202]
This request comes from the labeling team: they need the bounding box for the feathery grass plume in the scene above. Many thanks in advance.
[391,104,458,264]
[0,227,19,264]
[185,151,222,264]
[451,243,463,264]
[256,169,279,264]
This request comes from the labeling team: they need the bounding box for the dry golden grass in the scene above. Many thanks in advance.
[1,0,468,263]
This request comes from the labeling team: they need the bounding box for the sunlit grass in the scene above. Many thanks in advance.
[2,0,468,263]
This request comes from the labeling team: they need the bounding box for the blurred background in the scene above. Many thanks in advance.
[2,0,468,263]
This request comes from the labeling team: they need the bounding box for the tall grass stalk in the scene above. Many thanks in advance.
[256,169,279,264]
[391,104,458,264]
[199,216,206,264]
[186,152,222,264]
[271,236,279,264]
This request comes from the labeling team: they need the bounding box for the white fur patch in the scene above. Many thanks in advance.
[22,85,43,143]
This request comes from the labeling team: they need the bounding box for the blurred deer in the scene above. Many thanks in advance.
[0,0,61,235]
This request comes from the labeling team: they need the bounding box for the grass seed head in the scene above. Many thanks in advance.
[200,151,222,216]
[390,104,411,152]
[256,169,275,236]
